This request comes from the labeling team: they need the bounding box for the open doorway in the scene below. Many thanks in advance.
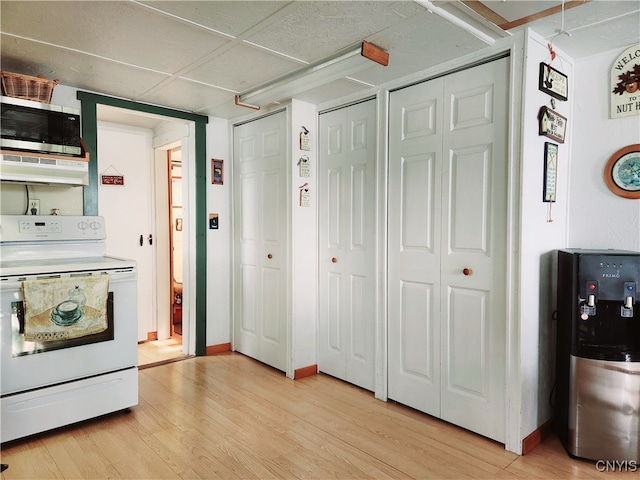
[137,146,184,367]
[169,147,183,337]
[93,104,194,367]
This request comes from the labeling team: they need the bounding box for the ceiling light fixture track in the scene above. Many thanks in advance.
[235,41,389,110]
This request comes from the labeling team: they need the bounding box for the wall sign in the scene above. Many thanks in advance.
[300,126,310,151]
[299,182,310,207]
[298,155,310,177]
[543,142,558,203]
[539,62,568,101]
[538,106,567,143]
[610,43,640,119]
[101,175,124,186]
[100,165,124,185]
[603,144,640,199]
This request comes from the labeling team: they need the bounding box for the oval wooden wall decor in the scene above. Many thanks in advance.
[604,144,640,199]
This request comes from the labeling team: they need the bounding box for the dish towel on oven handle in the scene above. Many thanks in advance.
[21,275,110,342]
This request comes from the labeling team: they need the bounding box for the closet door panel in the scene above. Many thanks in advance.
[233,111,288,372]
[388,57,509,443]
[319,100,376,391]
[440,58,509,443]
[388,79,443,415]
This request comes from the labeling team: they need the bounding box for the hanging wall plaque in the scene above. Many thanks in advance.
[610,43,640,119]
[300,127,310,151]
[298,155,310,177]
[538,106,567,143]
[543,142,558,203]
[539,62,568,101]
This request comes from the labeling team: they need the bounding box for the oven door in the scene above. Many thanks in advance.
[1,267,137,396]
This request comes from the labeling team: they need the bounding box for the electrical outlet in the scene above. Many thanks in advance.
[30,199,40,215]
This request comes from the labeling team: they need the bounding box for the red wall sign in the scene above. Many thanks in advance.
[101,175,124,186]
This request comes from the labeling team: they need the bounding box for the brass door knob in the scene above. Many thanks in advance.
[463,268,472,276]
[267,254,273,259]
[331,257,338,263]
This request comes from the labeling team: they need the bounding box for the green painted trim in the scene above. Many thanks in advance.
[77,91,207,123]
[80,102,98,215]
[77,91,209,356]
[194,121,207,356]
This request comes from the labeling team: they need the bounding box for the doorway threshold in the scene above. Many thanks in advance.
[138,355,194,370]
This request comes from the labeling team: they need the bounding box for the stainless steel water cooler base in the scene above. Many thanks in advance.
[569,355,640,461]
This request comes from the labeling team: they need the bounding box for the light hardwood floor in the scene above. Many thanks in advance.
[138,335,188,368]
[0,353,635,479]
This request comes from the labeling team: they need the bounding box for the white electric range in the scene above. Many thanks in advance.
[0,215,138,442]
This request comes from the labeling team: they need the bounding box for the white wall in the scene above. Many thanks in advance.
[205,117,232,347]
[517,30,574,440]
[290,100,319,372]
[569,47,640,250]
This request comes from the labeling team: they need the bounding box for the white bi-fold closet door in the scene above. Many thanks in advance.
[233,111,288,372]
[318,99,377,391]
[387,57,509,443]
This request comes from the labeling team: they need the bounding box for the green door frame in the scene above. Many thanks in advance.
[77,91,208,356]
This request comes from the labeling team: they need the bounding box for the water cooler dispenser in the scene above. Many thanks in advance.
[556,249,640,461]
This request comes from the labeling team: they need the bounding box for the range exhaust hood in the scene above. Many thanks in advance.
[0,151,89,186]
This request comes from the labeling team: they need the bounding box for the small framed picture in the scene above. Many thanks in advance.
[212,159,223,185]
[543,142,559,203]
[539,63,568,101]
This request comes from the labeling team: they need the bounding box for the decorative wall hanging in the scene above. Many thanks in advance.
[211,159,223,185]
[539,62,568,101]
[538,106,567,143]
[100,165,124,186]
[610,43,640,119]
[300,126,310,151]
[543,142,559,203]
[603,144,640,199]
[297,155,310,177]
[299,182,310,207]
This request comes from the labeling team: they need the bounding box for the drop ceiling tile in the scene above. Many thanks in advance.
[140,77,231,114]
[245,0,426,63]
[348,10,488,87]
[0,35,170,99]
[294,78,374,105]
[139,1,290,38]
[207,97,252,120]
[542,12,640,59]
[508,1,640,58]
[1,1,231,74]
[485,1,564,22]
[183,43,303,92]
[97,105,176,130]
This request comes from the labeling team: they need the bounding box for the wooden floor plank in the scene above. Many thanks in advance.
[0,353,613,479]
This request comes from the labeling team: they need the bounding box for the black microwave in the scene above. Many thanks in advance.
[0,96,82,157]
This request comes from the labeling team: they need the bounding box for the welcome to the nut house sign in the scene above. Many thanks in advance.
[611,44,640,119]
